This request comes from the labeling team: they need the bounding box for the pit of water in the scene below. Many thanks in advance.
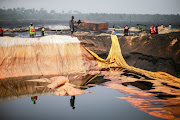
[0,69,179,120]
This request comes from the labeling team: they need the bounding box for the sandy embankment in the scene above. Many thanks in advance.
[0,35,97,79]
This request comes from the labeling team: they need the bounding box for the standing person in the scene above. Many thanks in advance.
[155,25,158,34]
[69,16,75,37]
[29,23,35,38]
[0,27,3,36]
[42,27,45,36]
[113,24,115,28]
[111,29,116,35]
[150,24,156,35]
[123,25,129,36]
[169,24,172,30]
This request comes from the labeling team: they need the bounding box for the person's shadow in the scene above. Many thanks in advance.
[70,96,75,109]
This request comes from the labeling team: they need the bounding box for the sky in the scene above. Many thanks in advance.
[0,0,180,14]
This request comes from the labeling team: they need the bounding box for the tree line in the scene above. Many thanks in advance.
[0,8,180,22]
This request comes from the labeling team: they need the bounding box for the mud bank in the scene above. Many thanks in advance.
[77,32,180,77]
[0,35,96,79]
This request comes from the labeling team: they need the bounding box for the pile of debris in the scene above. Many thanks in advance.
[76,20,108,31]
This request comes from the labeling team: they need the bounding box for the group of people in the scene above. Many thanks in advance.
[150,24,173,35]
[29,23,45,38]
[0,16,75,38]
[1,17,174,38]
[0,25,45,37]
[112,25,129,36]
[29,16,78,38]
[112,23,173,36]
[31,95,76,110]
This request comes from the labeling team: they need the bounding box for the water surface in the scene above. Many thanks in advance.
[0,69,179,120]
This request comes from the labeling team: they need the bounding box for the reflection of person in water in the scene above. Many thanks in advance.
[70,96,75,109]
[31,96,38,104]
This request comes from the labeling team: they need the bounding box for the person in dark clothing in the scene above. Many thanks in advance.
[123,25,129,36]
[155,26,158,34]
[113,24,115,28]
[77,19,81,25]
[69,16,75,37]
[70,96,75,109]
[76,19,82,30]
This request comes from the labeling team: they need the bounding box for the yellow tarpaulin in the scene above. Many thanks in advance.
[86,35,180,84]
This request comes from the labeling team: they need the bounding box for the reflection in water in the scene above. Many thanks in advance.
[102,69,180,120]
[0,74,96,104]
[0,76,49,103]
[70,96,75,109]
[0,68,180,119]
[31,96,38,104]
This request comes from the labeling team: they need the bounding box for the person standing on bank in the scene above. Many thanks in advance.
[150,24,156,35]
[29,23,35,37]
[0,27,3,36]
[111,29,116,35]
[169,24,172,30]
[42,27,45,36]
[69,16,75,37]
[123,25,129,36]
